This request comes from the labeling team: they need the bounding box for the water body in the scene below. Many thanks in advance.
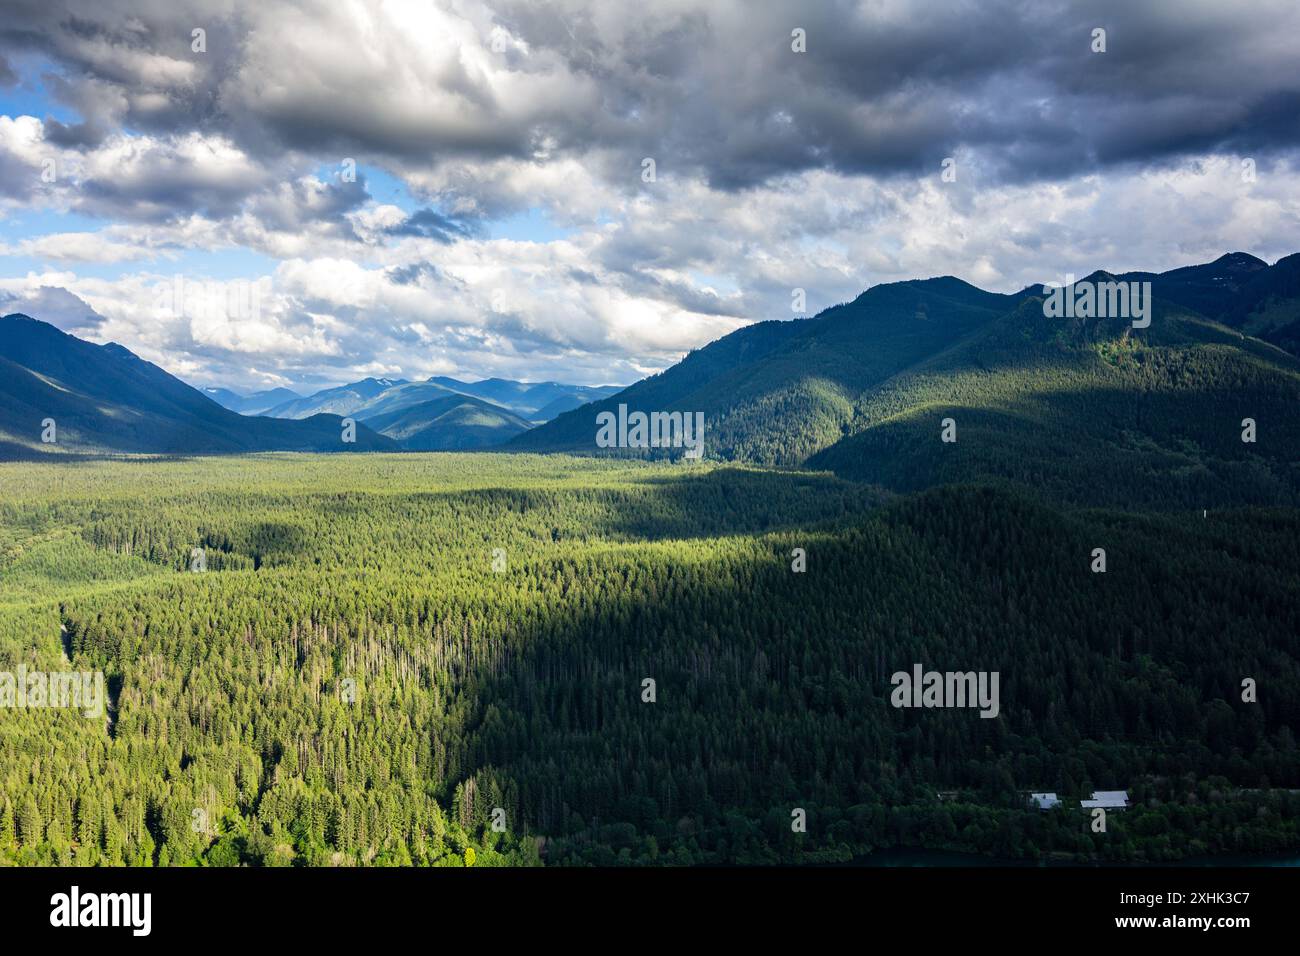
[848,848,1300,867]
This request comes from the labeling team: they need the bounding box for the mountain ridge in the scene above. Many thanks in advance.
[510,253,1300,509]
[7,252,1299,477]
[261,374,621,424]
[203,386,303,416]
[363,394,535,450]
[0,314,394,458]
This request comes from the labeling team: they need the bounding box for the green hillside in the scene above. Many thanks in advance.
[509,277,1016,464]
[0,315,394,457]
[809,296,1300,509]
[511,256,1300,513]
[364,395,534,449]
[1222,253,1300,356]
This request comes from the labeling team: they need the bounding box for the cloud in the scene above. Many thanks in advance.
[1,1,1299,391]
[0,231,158,262]
[5,0,1299,195]
[0,282,108,334]
[0,114,52,201]
[74,132,271,221]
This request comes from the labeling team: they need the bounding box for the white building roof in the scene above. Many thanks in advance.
[1028,792,1060,809]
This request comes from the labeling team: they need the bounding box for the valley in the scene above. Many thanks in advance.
[0,453,1296,866]
[2,252,1299,867]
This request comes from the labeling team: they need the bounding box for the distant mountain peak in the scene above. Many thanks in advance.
[1215,251,1268,267]
[2,313,58,332]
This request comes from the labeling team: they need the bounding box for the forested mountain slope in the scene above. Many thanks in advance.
[809,294,1300,509]
[1221,253,1300,356]
[511,255,1300,513]
[509,277,1017,463]
[0,315,394,457]
[364,395,534,449]
[1115,251,1300,356]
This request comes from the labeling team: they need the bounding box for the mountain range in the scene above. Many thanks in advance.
[5,252,1299,481]
[200,386,303,416]
[202,374,620,450]
[240,375,621,423]
[360,395,534,450]
[0,314,393,457]
[512,252,1300,509]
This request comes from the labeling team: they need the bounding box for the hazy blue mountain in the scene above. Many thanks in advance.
[201,386,245,409]
[203,386,303,415]
[363,395,534,450]
[272,374,622,427]
[264,377,409,418]
[426,376,621,416]
[531,392,615,421]
[427,376,534,407]
[345,380,470,419]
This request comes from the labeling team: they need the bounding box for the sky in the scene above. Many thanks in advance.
[1,0,1299,394]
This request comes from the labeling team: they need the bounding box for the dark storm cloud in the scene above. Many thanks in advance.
[42,117,101,148]
[488,0,1300,189]
[0,3,245,136]
[1,0,1296,203]
[73,151,266,223]
[0,145,40,202]
[37,72,126,148]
